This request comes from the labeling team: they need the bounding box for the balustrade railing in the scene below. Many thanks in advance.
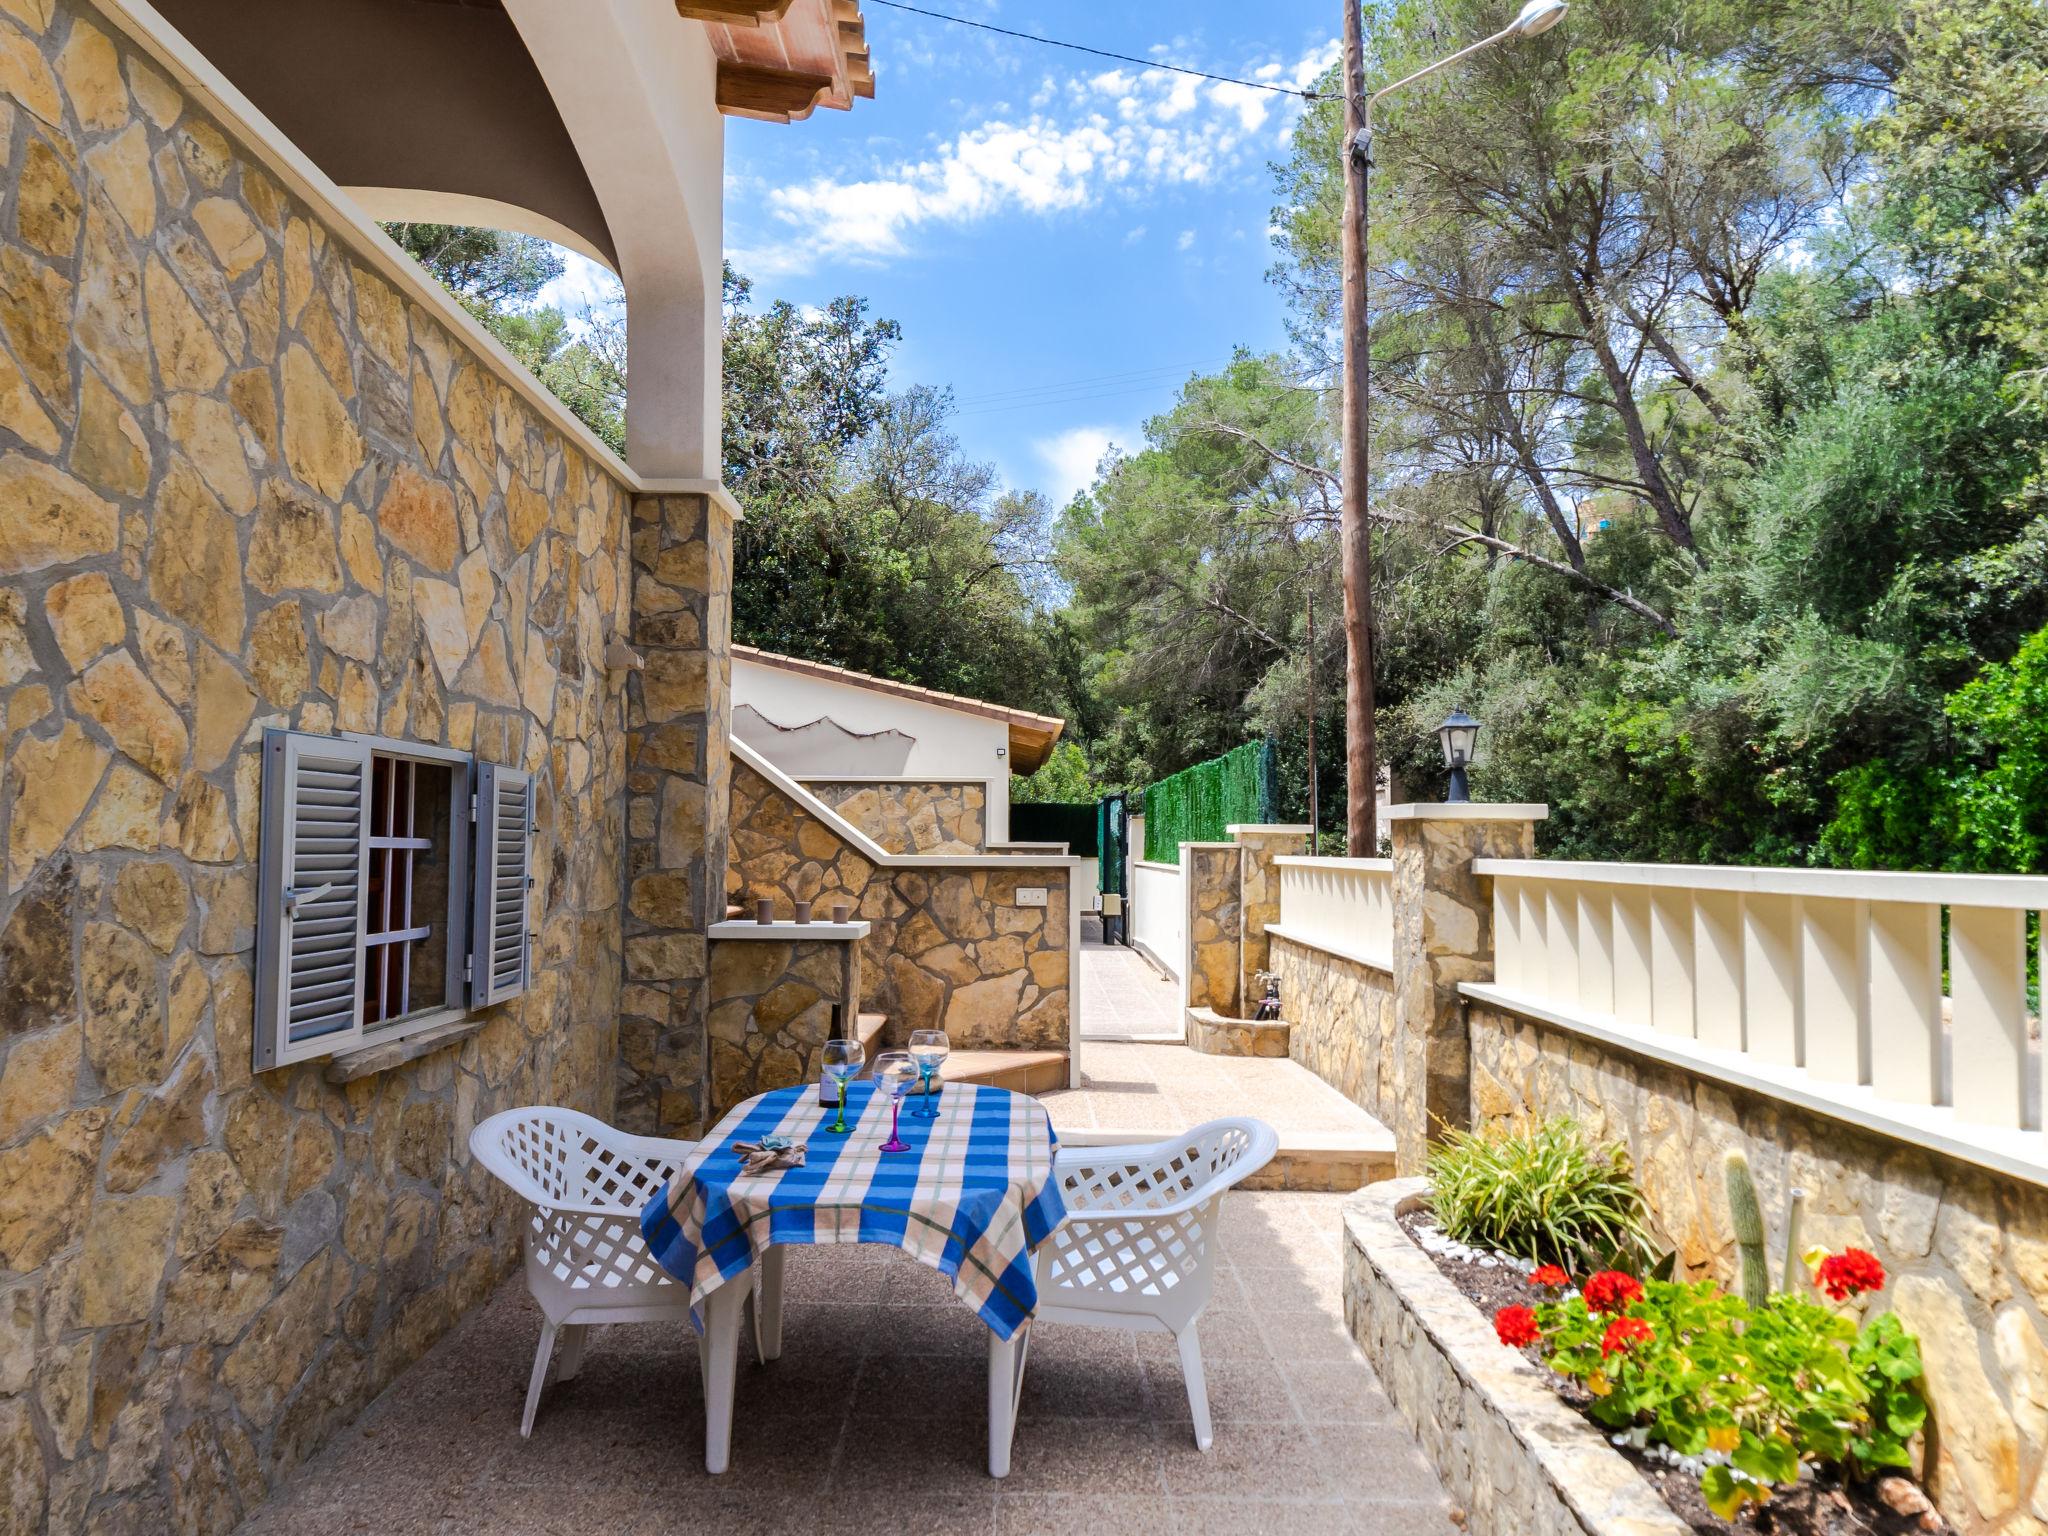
[1479,861,2048,1135]
[1270,857,1395,971]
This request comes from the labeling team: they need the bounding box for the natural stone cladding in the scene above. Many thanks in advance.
[0,1,634,1527]
[1183,843,1242,1017]
[1470,1002,2048,1535]
[1183,1005,1288,1059]
[805,779,985,854]
[1274,935,1399,1130]
[727,761,1071,1052]
[705,935,857,1118]
[616,492,733,1141]
[1346,1179,1692,1536]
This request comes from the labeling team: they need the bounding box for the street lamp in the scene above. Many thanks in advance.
[1336,0,1565,850]
[1438,710,1481,802]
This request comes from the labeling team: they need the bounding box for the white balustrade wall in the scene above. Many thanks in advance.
[1479,861,2048,1138]
[1270,857,1395,971]
[1131,859,1185,984]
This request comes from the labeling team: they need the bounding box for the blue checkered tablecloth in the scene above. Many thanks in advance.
[640,1082,1067,1340]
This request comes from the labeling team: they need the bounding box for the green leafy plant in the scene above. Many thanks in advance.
[1512,1261,1926,1522]
[1425,1119,1654,1270]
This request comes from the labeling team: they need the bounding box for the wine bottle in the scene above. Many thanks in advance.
[819,1004,841,1106]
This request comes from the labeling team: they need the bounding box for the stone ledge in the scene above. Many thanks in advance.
[1344,1178,1691,1536]
[324,1013,485,1084]
[1184,1005,1290,1058]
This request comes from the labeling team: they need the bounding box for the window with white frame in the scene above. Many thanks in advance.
[253,730,532,1071]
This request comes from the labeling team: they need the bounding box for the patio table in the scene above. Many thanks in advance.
[639,1080,1066,1476]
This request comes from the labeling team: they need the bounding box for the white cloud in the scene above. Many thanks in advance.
[1176,229,1197,252]
[1124,224,1148,245]
[1032,424,1133,506]
[730,39,1337,278]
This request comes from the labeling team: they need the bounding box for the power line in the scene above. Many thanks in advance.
[864,0,1329,101]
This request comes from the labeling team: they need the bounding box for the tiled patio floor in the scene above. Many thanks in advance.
[1045,1041,1390,1141]
[235,1192,1457,1535]
[1077,928,1183,1042]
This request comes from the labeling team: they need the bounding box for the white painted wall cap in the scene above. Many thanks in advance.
[1382,803,1549,822]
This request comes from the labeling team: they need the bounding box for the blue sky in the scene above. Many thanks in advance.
[724,3,1343,501]
[712,2,1339,505]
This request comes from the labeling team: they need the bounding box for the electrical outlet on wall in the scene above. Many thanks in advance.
[1017,887,1047,907]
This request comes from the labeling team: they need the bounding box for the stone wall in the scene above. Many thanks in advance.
[1345,1179,1691,1536]
[1386,810,1532,1174]
[0,2,636,1527]
[614,492,732,1140]
[1273,934,1398,1119]
[706,934,858,1118]
[1184,843,1242,1017]
[805,779,984,855]
[1469,1003,2048,1535]
[1230,826,1304,1006]
[727,761,1070,1051]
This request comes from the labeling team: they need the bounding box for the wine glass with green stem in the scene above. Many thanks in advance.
[821,1037,864,1134]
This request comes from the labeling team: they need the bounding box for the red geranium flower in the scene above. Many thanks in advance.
[1815,1248,1886,1302]
[1494,1305,1541,1348]
[1582,1271,1645,1315]
[1601,1316,1655,1359]
[1530,1264,1570,1288]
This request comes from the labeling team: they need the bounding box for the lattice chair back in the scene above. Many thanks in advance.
[1034,1117,1278,1334]
[469,1106,692,1318]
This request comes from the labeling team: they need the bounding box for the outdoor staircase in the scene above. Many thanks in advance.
[855,1008,1069,1096]
[940,1049,1069,1095]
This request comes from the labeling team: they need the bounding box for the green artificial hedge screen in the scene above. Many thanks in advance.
[1141,741,1279,863]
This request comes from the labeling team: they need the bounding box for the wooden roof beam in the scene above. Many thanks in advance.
[716,58,835,121]
[676,0,799,24]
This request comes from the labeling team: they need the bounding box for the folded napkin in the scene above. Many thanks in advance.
[733,1136,807,1175]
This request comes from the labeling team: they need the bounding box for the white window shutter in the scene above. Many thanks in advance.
[254,730,372,1071]
[472,762,533,1007]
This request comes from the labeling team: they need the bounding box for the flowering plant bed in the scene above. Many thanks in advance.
[1400,1207,1945,1536]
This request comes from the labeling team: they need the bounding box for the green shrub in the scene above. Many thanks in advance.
[1425,1118,1653,1270]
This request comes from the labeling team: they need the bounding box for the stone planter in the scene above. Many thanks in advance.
[1344,1179,1691,1536]
[1184,1004,1290,1057]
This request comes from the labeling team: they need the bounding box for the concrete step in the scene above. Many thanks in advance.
[855,1011,888,1055]
[1049,1124,1394,1194]
[939,1049,1070,1096]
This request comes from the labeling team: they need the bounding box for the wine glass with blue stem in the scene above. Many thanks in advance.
[908,1029,949,1119]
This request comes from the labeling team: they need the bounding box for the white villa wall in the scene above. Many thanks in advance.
[1132,859,1186,988]
[732,656,1014,840]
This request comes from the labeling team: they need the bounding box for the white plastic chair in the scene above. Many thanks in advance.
[470,1106,779,1438]
[1001,1116,1278,1463]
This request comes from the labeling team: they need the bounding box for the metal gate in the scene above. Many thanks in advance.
[1096,792,1130,945]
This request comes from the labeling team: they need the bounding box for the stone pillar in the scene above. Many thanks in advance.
[1183,842,1243,1017]
[1230,824,1310,1010]
[618,492,734,1137]
[1387,803,1546,1175]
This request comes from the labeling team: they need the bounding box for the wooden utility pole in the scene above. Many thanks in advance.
[1340,0,1378,855]
[1305,589,1319,849]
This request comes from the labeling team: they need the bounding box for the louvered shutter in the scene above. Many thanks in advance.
[254,730,372,1070]
[471,762,533,1006]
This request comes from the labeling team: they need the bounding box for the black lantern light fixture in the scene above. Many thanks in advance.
[1438,710,1480,802]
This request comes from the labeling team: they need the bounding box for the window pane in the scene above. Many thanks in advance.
[364,754,454,1029]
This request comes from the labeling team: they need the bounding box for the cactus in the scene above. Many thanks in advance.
[1781,1186,1807,1294]
[1725,1151,1770,1307]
